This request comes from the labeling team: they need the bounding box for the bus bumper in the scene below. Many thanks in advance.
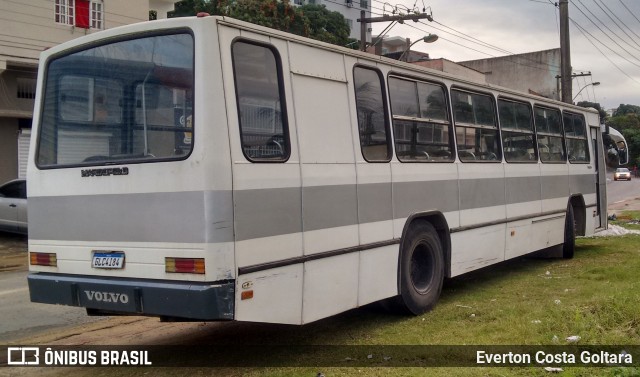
[27,273,235,321]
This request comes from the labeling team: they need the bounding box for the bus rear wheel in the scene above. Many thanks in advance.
[562,205,576,259]
[397,221,444,315]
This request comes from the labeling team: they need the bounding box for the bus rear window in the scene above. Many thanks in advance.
[37,32,194,168]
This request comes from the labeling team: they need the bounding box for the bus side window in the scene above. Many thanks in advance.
[451,89,501,162]
[563,112,590,163]
[534,106,565,163]
[353,66,392,162]
[498,98,537,162]
[232,40,290,162]
[388,77,453,162]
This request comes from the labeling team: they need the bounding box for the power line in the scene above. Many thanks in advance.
[402,22,563,74]
[418,19,562,70]
[570,0,640,65]
[570,17,640,86]
[402,22,496,57]
[595,0,640,46]
[618,0,640,26]
[429,20,513,55]
[572,0,640,54]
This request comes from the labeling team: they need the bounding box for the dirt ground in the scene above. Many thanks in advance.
[608,196,640,215]
[0,233,27,273]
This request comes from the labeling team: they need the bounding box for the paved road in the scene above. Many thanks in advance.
[0,268,103,343]
[606,175,640,206]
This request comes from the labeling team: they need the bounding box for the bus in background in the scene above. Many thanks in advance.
[603,125,629,168]
[28,16,608,324]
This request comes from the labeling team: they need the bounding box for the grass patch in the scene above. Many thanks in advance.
[611,211,640,230]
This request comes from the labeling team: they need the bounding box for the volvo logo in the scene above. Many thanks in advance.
[84,290,130,304]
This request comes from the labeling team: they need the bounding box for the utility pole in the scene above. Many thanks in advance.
[358,11,433,52]
[556,72,591,102]
[559,0,572,103]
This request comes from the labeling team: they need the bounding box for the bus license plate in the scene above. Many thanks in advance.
[92,252,125,269]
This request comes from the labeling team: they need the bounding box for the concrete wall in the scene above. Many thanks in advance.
[458,48,561,100]
[414,59,486,84]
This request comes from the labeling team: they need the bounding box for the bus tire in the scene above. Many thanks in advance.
[563,205,575,259]
[398,221,444,315]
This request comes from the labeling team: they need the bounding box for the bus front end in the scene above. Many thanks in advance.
[27,19,235,321]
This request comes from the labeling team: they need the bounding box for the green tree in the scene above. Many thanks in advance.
[576,101,607,124]
[299,4,351,46]
[613,104,640,117]
[168,0,217,17]
[168,0,356,47]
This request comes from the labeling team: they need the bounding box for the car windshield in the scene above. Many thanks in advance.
[37,33,194,168]
[616,168,629,172]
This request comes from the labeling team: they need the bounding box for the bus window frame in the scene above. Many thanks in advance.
[231,38,291,163]
[533,104,567,164]
[387,72,455,163]
[497,96,538,164]
[562,110,591,164]
[450,86,502,163]
[35,28,196,170]
[353,64,393,163]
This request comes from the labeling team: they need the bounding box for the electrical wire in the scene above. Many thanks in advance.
[594,0,640,48]
[570,17,640,86]
[618,0,640,26]
[570,0,640,66]
[572,0,640,54]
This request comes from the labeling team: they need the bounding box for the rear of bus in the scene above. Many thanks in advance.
[27,18,236,320]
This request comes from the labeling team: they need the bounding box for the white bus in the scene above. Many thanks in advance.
[28,15,609,324]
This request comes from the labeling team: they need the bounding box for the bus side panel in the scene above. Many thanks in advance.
[303,253,359,324]
[540,164,569,213]
[450,163,506,275]
[345,57,395,246]
[235,265,303,324]
[504,163,542,259]
[450,224,506,277]
[358,245,399,306]
[218,27,304,272]
[289,44,361,322]
[391,163,460,239]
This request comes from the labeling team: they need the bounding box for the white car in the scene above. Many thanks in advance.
[613,168,631,181]
[0,179,27,234]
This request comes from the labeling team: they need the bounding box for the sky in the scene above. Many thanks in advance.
[369,0,640,111]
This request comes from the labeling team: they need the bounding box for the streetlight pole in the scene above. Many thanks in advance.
[398,34,438,62]
[572,82,600,102]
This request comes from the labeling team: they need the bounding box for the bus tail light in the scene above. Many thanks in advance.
[165,257,205,274]
[30,252,57,267]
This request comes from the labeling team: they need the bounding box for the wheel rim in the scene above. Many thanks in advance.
[410,241,435,293]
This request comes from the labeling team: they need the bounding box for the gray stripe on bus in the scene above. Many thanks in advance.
[28,174,596,243]
[28,191,234,243]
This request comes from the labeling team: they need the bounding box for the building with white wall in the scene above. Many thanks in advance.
[0,0,178,183]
